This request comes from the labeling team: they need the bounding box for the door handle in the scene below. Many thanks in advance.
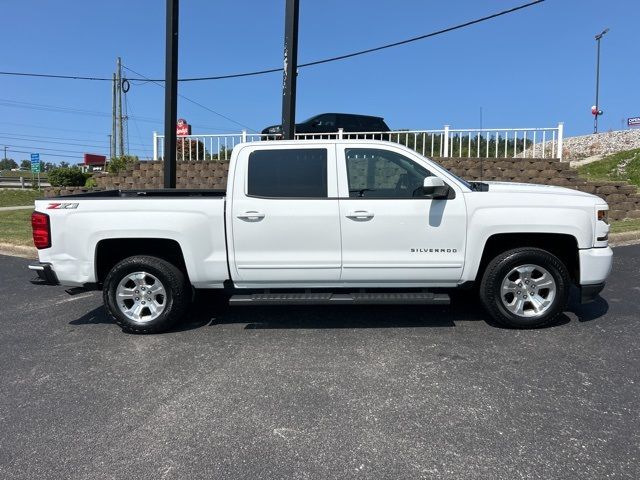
[346,210,374,220]
[237,211,265,221]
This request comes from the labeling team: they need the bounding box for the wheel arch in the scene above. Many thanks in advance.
[475,233,579,284]
[95,238,188,284]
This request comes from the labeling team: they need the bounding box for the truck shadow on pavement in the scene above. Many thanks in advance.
[69,289,608,333]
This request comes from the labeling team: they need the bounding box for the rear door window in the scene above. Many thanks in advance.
[248,148,328,198]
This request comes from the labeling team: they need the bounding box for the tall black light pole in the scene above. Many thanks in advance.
[593,28,609,134]
[163,0,179,188]
[281,0,300,140]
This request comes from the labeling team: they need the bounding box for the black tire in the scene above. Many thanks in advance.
[479,248,571,328]
[103,255,190,334]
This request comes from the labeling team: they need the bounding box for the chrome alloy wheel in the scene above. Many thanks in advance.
[116,272,167,323]
[500,264,556,318]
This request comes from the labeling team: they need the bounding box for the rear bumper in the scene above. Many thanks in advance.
[28,263,59,285]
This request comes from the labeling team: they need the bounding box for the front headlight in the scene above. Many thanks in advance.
[595,205,610,245]
[597,209,609,224]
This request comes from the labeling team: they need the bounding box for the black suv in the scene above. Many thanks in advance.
[262,113,390,138]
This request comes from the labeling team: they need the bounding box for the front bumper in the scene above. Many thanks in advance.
[580,282,605,303]
[28,263,59,285]
[579,247,613,285]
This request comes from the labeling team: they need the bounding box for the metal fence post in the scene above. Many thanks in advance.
[338,128,344,139]
[241,129,247,143]
[152,131,158,160]
[20,176,24,189]
[443,125,450,157]
[557,122,564,161]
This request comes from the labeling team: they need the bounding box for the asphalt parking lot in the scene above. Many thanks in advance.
[0,246,638,479]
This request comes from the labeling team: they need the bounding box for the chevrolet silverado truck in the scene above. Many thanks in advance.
[29,140,613,333]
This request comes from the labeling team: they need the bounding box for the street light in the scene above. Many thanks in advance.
[593,27,609,134]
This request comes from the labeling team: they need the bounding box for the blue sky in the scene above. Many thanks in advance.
[1,0,638,164]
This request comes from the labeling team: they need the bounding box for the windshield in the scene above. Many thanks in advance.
[445,169,473,190]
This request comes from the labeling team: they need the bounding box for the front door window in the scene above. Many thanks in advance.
[346,148,432,198]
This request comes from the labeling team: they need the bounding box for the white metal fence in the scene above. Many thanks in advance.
[153,123,564,161]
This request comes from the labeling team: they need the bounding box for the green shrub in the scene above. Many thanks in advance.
[84,176,97,188]
[48,167,89,187]
[108,155,139,173]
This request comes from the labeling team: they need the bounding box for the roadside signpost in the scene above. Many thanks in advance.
[30,153,40,190]
[628,117,640,128]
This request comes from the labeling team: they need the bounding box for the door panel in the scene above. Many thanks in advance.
[230,146,341,284]
[338,146,466,284]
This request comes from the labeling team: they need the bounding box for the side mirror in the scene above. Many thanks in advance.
[423,176,449,198]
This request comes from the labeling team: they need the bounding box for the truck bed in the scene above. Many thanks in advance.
[49,189,226,200]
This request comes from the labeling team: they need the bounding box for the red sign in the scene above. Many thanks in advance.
[177,118,191,136]
[84,153,106,166]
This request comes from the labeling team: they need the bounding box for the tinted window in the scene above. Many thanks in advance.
[346,148,432,198]
[312,114,336,127]
[338,114,360,130]
[248,148,327,198]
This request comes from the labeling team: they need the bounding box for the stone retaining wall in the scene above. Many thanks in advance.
[45,158,640,221]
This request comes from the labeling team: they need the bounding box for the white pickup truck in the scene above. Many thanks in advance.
[29,140,613,333]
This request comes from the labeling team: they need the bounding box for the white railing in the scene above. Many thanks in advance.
[153,123,564,161]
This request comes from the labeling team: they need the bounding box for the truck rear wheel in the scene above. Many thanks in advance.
[103,255,190,334]
[479,248,570,328]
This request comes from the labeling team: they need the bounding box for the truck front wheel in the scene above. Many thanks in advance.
[103,255,190,334]
[479,248,571,328]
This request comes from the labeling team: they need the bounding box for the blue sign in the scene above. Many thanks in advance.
[628,117,640,128]
[30,153,40,173]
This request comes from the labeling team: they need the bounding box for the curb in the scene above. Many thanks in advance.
[0,243,37,259]
[609,230,640,247]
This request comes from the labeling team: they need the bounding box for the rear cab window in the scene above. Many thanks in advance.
[247,148,328,198]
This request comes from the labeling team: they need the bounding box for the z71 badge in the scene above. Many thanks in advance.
[47,203,79,209]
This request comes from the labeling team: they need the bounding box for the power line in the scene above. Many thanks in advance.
[0,99,240,132]
[122,64,258,132]
[0,71,112,81]
[0,132,151,148]
[0,1,544,83]
[5,148,83,160]
[2,143,106,155]
[0,98,162,125]
[0,121,114,137]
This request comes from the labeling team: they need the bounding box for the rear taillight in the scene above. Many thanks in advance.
[31,212,51,249]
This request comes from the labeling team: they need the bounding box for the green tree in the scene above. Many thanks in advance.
[58,161,70,169]
[0,158,18,170]
[177,139,207,161]
[20,159,31,170]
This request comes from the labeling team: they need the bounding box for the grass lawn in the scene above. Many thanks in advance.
[0,170,48,179]
[0,209,33,246]
[577,148,640,189]
[610,218,640,234]
[0,190,43,207]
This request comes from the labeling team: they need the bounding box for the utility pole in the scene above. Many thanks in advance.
[281,0,300,140]
[111,73,117,159]
[3,145,6,161]
[593,28,609,134]
[163,0,179,188]
[116,57,125,157]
